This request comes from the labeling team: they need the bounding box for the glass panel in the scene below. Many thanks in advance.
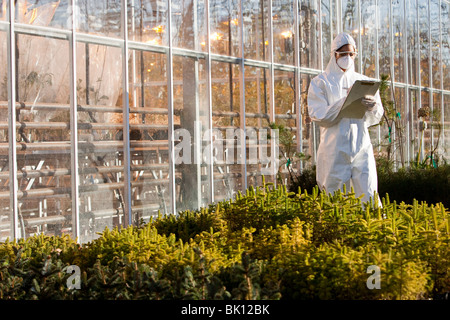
[432,92,444,164]
[171,0,207,51]
[430,0,441,89]
[330,0,338,39]
[377,0,390,78]
[243,0,269,61]
[0,19,8,240]
[299,0,321,70]
[127,49,171,223]
[304,73,319,164]
[419,90,431,164]
[244,66,268,128]
[341,0,357,34]
[419,0,430,88]
[15,0,70,29]
[406,0,418,86]
[300,73,313,167]
[210,0,239,56]
[0,26,5,101]
[76,0,122,38]
[341,0,361,72]
[409,88,420,164]
[211,61,243,202]
[272,0,294,65]
[0,0,6,21]
[244,65,274,187]
[274,70,296,184]
[442,2,450,91]
[76,43,124,243]
[393,86,406,167]
[173,55,211,212]
[444,94,450,162]
[360,0,377,78]
[321,0,331,69]
[274,70,295,127]
[392,0,405,83]
[14,35,72,239]
[128,0,168,45]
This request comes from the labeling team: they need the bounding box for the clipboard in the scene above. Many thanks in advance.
[337,80,380,119]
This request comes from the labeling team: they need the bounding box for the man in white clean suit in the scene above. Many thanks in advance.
[307,32,384,206]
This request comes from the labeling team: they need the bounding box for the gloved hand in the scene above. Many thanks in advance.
[361,95,377,111]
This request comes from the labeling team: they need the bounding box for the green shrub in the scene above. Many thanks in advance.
[288,166,317,194]
[377,164,450,209]
[289,164,450,209]
[0,182,449,300]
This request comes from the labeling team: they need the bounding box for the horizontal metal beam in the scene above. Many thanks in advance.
[14,23,71,40]
[0,122,171,131]
[0,163,171,180]
[0,203,162,231]
[0,140,171,154]
[0,179,174,200]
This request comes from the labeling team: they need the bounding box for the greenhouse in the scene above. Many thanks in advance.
[0,0,449,244]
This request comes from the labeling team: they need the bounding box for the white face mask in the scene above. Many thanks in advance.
[336,55,354,70]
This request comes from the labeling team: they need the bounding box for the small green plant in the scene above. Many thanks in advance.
[377,74,406,169]
[414,105,444,169]
[268,122,311,186]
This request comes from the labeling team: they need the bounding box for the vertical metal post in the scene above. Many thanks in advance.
[357,0,362,74]
[7,0,19,240]
[439,0,444,151]
[408,0,415,160]
[416,0,423,161]
[121,0,133,226]
[375,0,381,153]
[268,0,277,184]
[427,0,434,150]
[329,0,334,46]
[167,0,177,215]
[416,0,421,109]
[69,0,80,241]
[388,0,397,169]
[205,0,214,203]
[131,0,138,109]
[403,0,410,164]
[294,0,302,172]
[319,0,324,72]
[375,0,379,80]
[255,8,262,130]
[239,0,247,191]
[193,3,201,208]
[227,0,234,125]
[268,0,275,121]
[336,0,341,35]
[416,0,421,91]
[389,0,395,100]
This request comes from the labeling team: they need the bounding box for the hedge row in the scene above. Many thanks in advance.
[289,164,450,209]
[0,182,449,300]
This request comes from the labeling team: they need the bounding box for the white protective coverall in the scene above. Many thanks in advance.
[307,33,384,205]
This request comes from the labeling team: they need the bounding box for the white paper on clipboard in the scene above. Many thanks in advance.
[337,80,380,119]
